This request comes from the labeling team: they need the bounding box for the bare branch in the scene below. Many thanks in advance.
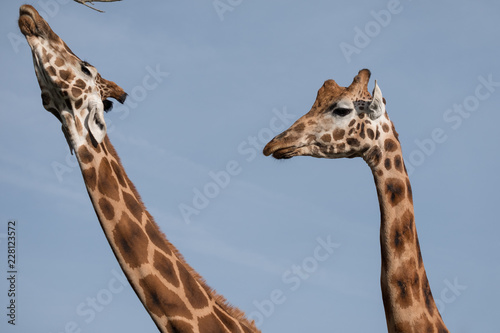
[73,0,122,13]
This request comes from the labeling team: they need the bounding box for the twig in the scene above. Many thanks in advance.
[73,0,122,13]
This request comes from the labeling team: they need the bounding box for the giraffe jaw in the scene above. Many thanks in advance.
[264,142,361,160]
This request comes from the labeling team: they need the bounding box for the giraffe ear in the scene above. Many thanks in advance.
[368,80,385,120]
[87,102,107,144]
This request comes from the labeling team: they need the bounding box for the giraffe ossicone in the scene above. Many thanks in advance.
[19,5,259,333]
[264,69,450,333]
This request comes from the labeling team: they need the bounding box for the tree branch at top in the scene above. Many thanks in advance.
[73,0,122,13]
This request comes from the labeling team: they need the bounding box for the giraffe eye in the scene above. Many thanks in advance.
[81,63,91,76]
[332,108,352,117]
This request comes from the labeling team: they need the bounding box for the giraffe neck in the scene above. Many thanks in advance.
[73,134,259,333]
[364,128,449,333]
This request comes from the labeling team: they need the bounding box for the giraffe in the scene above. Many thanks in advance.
[18,5,258,333]
[263,69,449,333]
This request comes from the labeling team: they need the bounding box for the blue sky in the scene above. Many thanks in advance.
[1,0,499,332]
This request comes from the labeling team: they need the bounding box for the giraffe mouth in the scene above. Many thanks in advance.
[267,146,299,159]
[264,142,315,159]
[264,142,360,160]
[18,7,36,37]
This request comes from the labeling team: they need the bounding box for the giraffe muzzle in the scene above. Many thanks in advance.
[19,5,60,43]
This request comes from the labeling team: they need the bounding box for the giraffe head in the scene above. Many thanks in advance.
[264,69,392,167]
[18,5,127,146]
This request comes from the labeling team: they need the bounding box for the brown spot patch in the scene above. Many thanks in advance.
[123,191,143,222]
[74,79,86,89]
[294,123,305,133]
[306,134,316,143]
[139,274,192,320]
[214,307,241,332]
[113,212,149,268]
[391,259,419,309]
[320,133,331,143]
[111,160,127,188]
[382,123,390,132]
[176,261,209,309]
[346,138,360,147]
[75,116,83,135]
[72,87,83,98]
[74,98,83,109]
[77,146,94,164]
[332,129,345,141]
[165,319,194,333]
[348,119,356,127]
[336,143,346,152]
[98,197,115,220]
[46,66,57,76]
[384,139,398,152]
[384,158,392,171]
[198,313,222,332]
[385,178,406,206]
[54,57,64,67]
[359,112,365,119]
[391,209,415,256]
[395,278,412,308]
[82,166,97,191]
[59,69,74,82]
[367,128,375,140]
[394,321,412,332]
[154,250,180,288]
[410,270,421,303]
[359,123,366,139]
[97,158,120,201]
[145,219,172,256]
[59,81,70,89]
[394,155,403,172]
